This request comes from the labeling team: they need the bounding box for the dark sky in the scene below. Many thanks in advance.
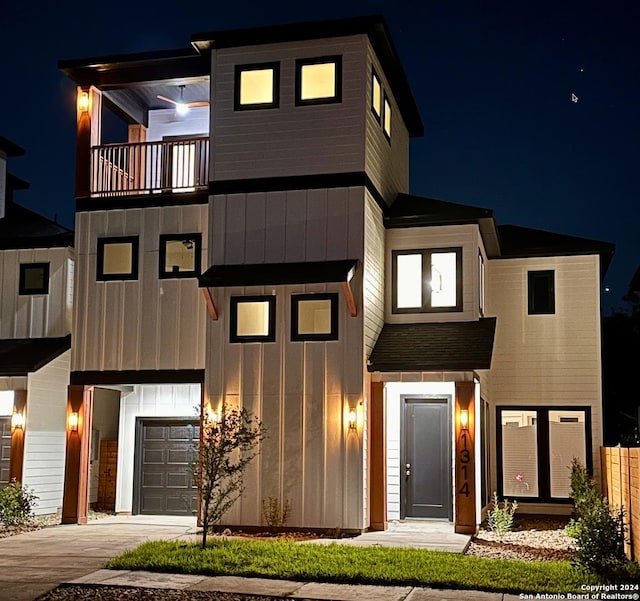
[1,0,638,313]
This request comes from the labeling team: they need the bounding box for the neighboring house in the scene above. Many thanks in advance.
[58,16,613,532]
[0,137,74,515]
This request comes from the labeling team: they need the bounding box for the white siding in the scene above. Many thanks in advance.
[385,224,480,323]
[486,254,603,485]
[363,192,384,355]
[211,35,367,181]
[0,247,73,339]
[73,205,208,372]
[23,350,70,515]
[146,107,209,142]
[115,384,200,513]
[364,42,410,204]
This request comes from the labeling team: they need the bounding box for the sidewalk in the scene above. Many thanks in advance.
[67,569,525,600]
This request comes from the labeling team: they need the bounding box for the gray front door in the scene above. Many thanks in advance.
[0,417,11,487]
[402,398,451,519]
[134,418,199,516]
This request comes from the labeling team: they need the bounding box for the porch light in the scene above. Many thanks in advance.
[348,409,357,430]
[78,90,89,112]
[68,411,79,432]
[459,409,469,430]
[205,405,220,425]
[11,411,24,431]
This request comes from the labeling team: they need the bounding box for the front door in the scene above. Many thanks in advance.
[402,397,451,519]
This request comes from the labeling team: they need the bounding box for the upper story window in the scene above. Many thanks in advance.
[528,270,555,314]
[159,234,201,279]
[19,263,50,295]
[291,293,339,341]
[371,70,382,120]
[383,93,392,140]
[295,56,342,106]
[230,295,276,343]
[234,62,280,110]
[392,248,463,313]
[97,236,139,281]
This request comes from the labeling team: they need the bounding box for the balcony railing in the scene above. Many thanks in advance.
[90,137,209,197]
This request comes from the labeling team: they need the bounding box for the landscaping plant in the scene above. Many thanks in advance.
[0,479,38,527]
[194,401,264,548]
[262,496,291,532]
[486,491,518,536]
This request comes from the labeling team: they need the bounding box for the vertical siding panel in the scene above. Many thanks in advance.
[225,195,246,264]
[264,191,286,264]
[102,283,124,370]
[244,193,266,264]
[284,191,307,262]
[325,189,349,260]
[305,190,327,262]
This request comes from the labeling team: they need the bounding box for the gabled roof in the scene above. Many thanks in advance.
[386,194,500,257]
[0,137,25,157]
[0,335,71,377]
[498,224,615,276]
[368,318,497,372]
[0,201,73,250]
[199,260,357,287]
[192,16,422,137]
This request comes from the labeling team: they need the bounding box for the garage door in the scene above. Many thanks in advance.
[135,418,199,516]
[0,417,10,487]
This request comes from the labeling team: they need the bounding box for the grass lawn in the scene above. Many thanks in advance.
[106,538,600,594]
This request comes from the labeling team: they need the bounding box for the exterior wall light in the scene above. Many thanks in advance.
[78,90,89,112]
[11,411,24,431]
[459,408,469,431]
[206,405,220,425]
[348,409,357,430]
[68,411,79,432]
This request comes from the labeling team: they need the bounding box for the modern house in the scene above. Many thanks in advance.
[58,16,614,532]
[0,137,74,515]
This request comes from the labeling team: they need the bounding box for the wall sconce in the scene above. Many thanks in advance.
[205,404,220,425]
[78,90,89,112]
[68,412,79,432]
[11,411,24,431]
[459,409,469,431]
[348,409,357,431]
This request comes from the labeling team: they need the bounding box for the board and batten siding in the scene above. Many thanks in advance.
[385,224,481,324]
[73,205,208,372]
[363,191,384,355]
[364,41,410,205]
[206,282,365,530]
[486,254,604,486]
[115,384,200,513]
[210,187,365,265]
[0,247,73,339]
[23,350,70,515]
[210,35,367,181]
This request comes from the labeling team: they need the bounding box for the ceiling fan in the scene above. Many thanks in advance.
[157,85,209,115]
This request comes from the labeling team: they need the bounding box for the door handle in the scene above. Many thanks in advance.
[405,463,411,477]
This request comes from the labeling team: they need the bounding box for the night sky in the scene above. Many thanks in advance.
[1,1,638,313]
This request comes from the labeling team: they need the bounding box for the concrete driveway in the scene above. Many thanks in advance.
[0,515,197,601]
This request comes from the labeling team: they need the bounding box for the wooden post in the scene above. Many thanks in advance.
[75,86,102,199]
[9,390,27,482]
[128,124,147,192]
[62,385,93,524]
[369,381,386,531]
[454,381,476,534]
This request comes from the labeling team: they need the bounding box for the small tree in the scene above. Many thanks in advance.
[195,401,264,548]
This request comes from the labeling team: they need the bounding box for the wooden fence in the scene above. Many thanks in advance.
[601,446,640,560]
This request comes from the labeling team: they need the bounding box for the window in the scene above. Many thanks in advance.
[159,234,201,279]
[371,70,382,120]
[234,62,279,110]
[392,248,462,313]
[528,270,555,314]
[478,252,485,316]
[230,296,276,343]
[383,93,392,140]
[295,56,342,106]
[19,263,49,295]
[497,407,591,501]
[97,236,139,281]
[291,293,339,341]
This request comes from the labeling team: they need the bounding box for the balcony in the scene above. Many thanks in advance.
[90,137,209,197]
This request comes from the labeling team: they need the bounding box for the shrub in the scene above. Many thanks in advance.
[486,491,518,536]
[262,497,291,532]
[569,458,599,519]
[0,480,38,527]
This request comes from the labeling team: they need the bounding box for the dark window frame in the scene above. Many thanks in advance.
[371,69,382,122]
[291,292,339,342]
[96,236,139,281]
[392,247,463,314]
[496,405,592,504]
[478,251,485,316]
[19,262,50,295]
[158,233,202,279]
[528,270,555,315]
[230,295,276,343]
[382,92,392,142]
[234,62,280,111]
[294,55,342,107]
